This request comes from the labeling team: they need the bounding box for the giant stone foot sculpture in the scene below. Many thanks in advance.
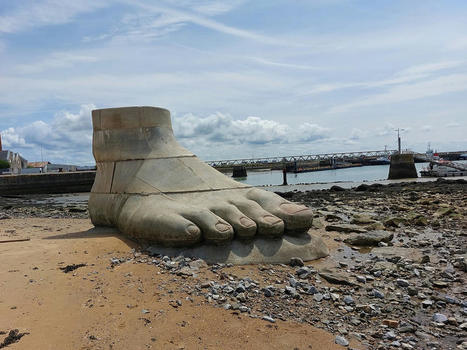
[89,107,328,263]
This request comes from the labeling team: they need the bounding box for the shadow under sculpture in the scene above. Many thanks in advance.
[88,106,329,264]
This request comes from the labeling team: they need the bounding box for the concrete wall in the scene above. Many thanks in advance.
[0,171,96,195]
[388,154,418,180]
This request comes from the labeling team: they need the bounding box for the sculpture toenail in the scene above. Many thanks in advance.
[263,215,282,225]
[215,222,232,232]
[186,224,200,236]
[240,217,255,227]
[280,203,311,214]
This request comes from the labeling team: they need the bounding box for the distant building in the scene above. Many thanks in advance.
[27,161,77,173]
[47,163,77,172]
[26,161,51,173]
[0,134,28,174]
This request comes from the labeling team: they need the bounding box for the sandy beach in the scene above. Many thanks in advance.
[0,218,354,350]
[1,179,466,349]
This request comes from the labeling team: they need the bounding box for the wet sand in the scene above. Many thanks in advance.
[0,218,353,350]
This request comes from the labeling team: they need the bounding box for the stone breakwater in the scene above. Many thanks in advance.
[0,179,466,349]
[0,171,95,195]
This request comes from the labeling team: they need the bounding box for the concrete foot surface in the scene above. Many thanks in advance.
[88,106,324,260]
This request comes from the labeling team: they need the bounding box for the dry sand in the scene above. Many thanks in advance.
[0,218,355,350]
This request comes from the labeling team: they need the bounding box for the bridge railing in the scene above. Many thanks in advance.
[207,150,398,167]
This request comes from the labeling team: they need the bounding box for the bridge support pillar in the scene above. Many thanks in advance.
[232,166,247,178]
[282,167,288,185]
[388,153,418,179]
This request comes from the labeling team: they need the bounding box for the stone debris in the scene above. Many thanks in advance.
[335,335,349,346]
[343,230,394,246]
[262,315,275,323]
[325,223,367,233]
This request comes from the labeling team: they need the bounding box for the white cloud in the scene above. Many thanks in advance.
[1,104,94,163]
[0,70,293,114]
[246,57,322,70]
[306,60,466,95]
[1,127,27,148]
[376,123,395,137]
[349,128,366,140]
[15,52,99,74]
[329,73,467,114]
[2,107,329,164]
[396,61,465,76]
[112,0,289,45]
[0,0,110,33]
[173,112,329,146]
[161,0,246,16]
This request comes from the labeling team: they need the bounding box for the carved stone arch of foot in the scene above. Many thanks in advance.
[88,106,329,264]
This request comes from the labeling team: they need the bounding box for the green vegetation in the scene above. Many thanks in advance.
[0,160,10,169]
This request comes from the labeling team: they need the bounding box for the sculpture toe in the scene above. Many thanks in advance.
[209,203,257,240]
[181,208,234,244]
[229,199,284,237]
[247,188,313,233]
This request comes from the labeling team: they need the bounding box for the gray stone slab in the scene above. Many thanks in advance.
[147,231,329,265]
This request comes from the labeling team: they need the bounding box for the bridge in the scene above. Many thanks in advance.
[207,149,467,173]
[207,149,397,170]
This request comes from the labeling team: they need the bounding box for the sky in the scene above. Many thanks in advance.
[0,0,466,165]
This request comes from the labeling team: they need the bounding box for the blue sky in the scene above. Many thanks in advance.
[0,0,466,165]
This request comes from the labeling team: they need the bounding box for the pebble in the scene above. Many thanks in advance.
[296,266,312,278]
[373,289,385,299]
[383,319,399,328]
[289,277,298,288]
[236,293,246,302]
[305,285,318,295]
[289,257,304,267]
[432,313,448,323]
[422,300,434,308]
[396,279,410,287]
[335,335,349,346]
[356,275,366,283]
[285,286,298,298]
[262,315,275,323]
[384,331,396,340]
[313,293,324,302]
[236,283,246,293]
[239,306,249,313]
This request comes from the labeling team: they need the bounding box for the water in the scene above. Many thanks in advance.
[235,163,431,187]
[9,161,465,205]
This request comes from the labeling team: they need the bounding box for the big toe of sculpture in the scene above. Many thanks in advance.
[88,106,314,247]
